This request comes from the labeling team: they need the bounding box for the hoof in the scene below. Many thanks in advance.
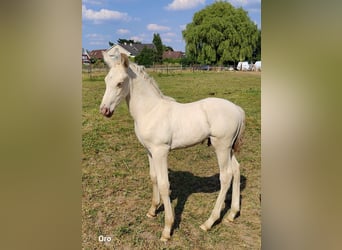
[226,211,237,222]
[200,219,213,231]
[160,232,171,242]
[226,216,234,222]
[146,212,156,218]
[200,224,209,231]
[160,236,170,242]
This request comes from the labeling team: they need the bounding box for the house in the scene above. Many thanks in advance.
[89,49,106,60]
[162,50,185,60]
[107,43,156,58]
[82,48,90,64]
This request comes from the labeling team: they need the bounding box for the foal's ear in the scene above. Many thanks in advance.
[120,53,129,69]
[102,49,129,69]
[102,50,115,68]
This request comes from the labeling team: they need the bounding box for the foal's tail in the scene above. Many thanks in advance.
[232,106,245,153]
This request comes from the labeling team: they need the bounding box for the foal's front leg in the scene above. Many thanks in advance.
[150,147,174,241]
[146,154,160,218]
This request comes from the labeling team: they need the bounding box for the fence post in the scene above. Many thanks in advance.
[88,64,92,79]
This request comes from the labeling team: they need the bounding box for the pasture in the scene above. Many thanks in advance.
[82,70,260,249]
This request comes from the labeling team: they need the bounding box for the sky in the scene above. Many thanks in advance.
[82,0,261,52]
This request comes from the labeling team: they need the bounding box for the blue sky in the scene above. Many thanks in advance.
[82,0,261,52]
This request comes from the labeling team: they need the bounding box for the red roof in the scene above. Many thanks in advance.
[162,51,184,59]
[89,49,106,59]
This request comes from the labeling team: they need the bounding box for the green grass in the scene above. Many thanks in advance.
[82,70,260,249]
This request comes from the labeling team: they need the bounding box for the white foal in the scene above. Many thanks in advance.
[100,49,245,241]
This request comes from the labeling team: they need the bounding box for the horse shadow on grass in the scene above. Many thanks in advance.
[155,169,247,231]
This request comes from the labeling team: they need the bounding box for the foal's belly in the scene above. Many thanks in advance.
[170,118,210,149]
[170,134,209,149]
[168,102,210,149]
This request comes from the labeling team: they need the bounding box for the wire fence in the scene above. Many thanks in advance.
[82,63,260,78]
[147,65,230,73]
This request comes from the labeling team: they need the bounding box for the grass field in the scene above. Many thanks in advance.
[82,70,261,249]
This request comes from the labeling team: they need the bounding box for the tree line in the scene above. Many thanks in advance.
[93,2,260,67]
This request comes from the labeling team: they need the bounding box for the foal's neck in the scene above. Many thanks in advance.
[127,66,163,120]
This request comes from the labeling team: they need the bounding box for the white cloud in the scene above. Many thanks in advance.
[85,33,110,47]
[229,0,261,7]
[89,41,107,46]
[179,24,186,30]
[116,29,130,35]
[82,0,105,5]
[130,36,143,42]
[86,33,103,39]
[248,8,261,13]
[163,32,177,37]
[86,33,96,38]
[82,5,130,22]
[161,33,177,43]
[166,0,205,11]
[130,34,148,43]
[147,23,171,31]
[229,0,247,5]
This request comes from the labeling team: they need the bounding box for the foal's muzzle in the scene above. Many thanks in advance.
[100,107,113,118]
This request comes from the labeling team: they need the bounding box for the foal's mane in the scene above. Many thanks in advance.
[129,63,175,101]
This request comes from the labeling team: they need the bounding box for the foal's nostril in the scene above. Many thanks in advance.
[100,107,109,115]
[100,107,113,117]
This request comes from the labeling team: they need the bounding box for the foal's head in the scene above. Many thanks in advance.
[100,49,130,118]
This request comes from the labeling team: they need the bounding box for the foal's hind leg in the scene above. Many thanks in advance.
[227,153,240,222]
[200,140,233,231]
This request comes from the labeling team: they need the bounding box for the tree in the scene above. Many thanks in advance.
[135,47,155,67]
[152,33,163,64]
[252,29,261,62]
[182,2,259,65]
[163,45,174,52]
[109,41,114,47]
[117,38,141,44]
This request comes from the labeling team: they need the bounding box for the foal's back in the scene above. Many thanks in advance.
[166,97,243,149]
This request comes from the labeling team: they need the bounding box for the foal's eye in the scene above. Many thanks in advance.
[117,82,123,88]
